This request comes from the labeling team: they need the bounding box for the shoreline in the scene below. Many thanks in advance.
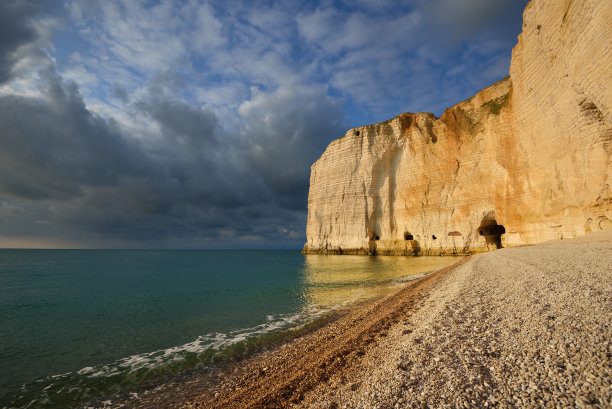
[1,253,461,409]
[116,231,611,408]
[112,257,472,408]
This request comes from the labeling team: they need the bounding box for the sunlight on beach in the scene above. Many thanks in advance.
[300,255,462,309]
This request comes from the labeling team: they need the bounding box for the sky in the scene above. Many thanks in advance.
[0,0,529,249]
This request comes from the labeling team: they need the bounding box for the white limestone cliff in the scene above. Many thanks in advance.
[304,0,612,255]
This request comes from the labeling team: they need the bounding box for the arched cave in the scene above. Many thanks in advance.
[404,232,414,240]
[478,217,506,249]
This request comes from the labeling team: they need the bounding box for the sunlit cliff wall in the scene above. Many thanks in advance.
[304,0,612,255]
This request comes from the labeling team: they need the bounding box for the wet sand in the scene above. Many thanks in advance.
[117,231,611,408]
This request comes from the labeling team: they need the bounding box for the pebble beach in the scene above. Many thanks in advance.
[119,231,611,408]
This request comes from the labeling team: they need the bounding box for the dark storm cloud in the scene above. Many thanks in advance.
[238,86,345,210]
[136,97,219,148]
[0,0,45,83]
[422,0,528,42]
[0,68,150,200]
[109,83,128,102]
[0,66,339,246]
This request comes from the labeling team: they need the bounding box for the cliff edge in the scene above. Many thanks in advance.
[304,0,612,255]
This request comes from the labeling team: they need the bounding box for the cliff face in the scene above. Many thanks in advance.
[304,0,612,255]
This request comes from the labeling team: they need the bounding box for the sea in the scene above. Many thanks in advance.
[0,250,459,408]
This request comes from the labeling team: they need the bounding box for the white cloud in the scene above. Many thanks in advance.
[60,53,100,92]
[296,8,337,47]
[244,6,294,40]
[195,84,247,108]
[297,7,420,53]
[186,1,225,53]
[71,0,191,76]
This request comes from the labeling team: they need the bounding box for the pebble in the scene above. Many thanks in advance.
[296,233,612,409]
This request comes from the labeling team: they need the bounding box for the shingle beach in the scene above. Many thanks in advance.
[120,231,611,409]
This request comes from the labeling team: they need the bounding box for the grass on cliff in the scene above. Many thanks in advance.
[481,92,509,115]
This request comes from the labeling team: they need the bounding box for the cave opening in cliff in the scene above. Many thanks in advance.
[404,232,414,240]
[478,217,506,249]
[370,234,380,241]
[432,235,437,240]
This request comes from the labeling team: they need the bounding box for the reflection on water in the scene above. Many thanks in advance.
[300,255,462,310]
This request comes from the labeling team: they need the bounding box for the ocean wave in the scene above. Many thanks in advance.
[5,305,341,408]
[6,277,412,408]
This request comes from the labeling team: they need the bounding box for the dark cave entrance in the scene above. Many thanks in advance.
[404,232,414,240]
[478,217,506,249]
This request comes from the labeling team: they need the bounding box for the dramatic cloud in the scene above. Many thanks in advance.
[0,0,48,84]
[238,86,345,209]
[0,0,528,248]
[422,0,528,41]
[0,68,144,199]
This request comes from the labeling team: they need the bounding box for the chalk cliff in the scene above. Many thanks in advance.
[304,0,612,255]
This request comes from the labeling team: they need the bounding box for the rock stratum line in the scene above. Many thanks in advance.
[304,0,612,255]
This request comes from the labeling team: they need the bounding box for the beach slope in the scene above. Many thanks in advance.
[125,231,611,408]
[297,231,611,409]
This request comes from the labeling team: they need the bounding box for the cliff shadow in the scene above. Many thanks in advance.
[478,214,506,249]
[411,240,421,256]
[368,236,378,255]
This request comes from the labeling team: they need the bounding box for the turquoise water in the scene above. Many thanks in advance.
[0,250,459,408]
